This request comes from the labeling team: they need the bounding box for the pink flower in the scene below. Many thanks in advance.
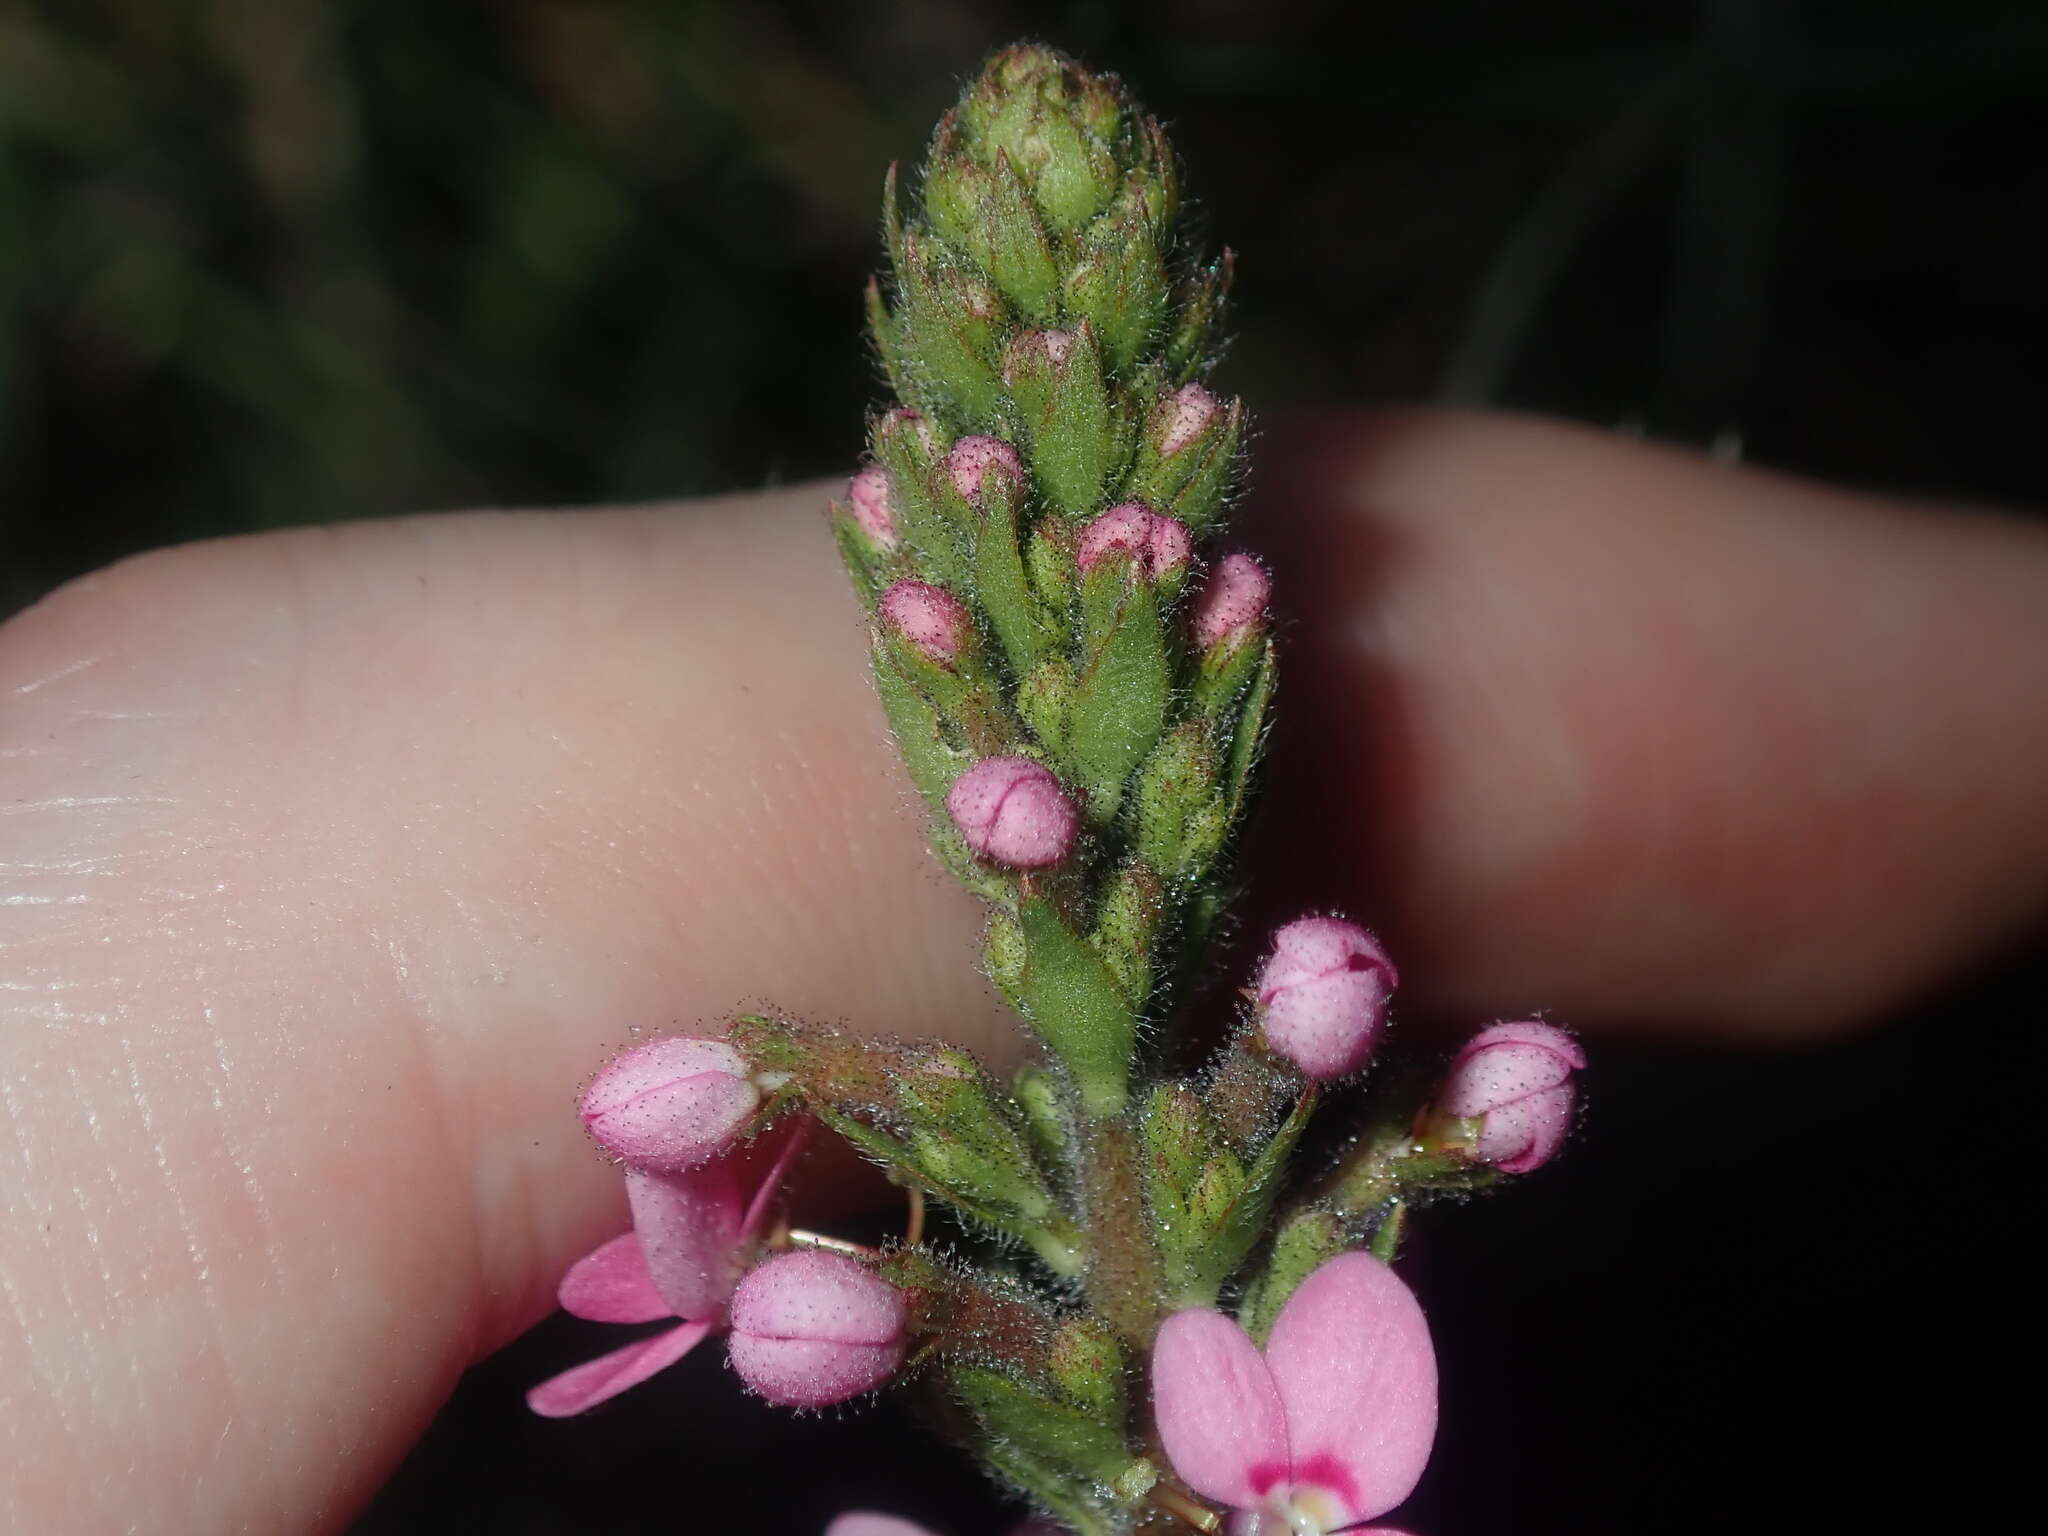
[580,1036,761,1174]
[946,435,1024,506]
[880,579,974,667]
[1191,552,1271,653]
[846,466,899,547]
[727,1248,909,1408]
[526,1125,807,1417]
[1254,917,1398,1080]
[946,755,1079,869]
[1075,501,1193,581]
[1158,383,1223,458]
[826,1518,1060,1536]
[1153,1252,1436,1535]
[1440,1021,1585,1174]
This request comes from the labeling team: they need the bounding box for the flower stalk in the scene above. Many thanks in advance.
[531,44,1586,1536]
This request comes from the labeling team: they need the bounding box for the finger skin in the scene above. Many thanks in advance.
[2,409,2044,1530]
[1254,410,2048,1035]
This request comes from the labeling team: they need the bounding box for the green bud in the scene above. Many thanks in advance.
[999,326,1065,424]
[949,1363,1135,1486]
[895,231,1008,427]
[1067,562,1173,821]
[872,640,972,807]
[871,408,966,586]
[1065,191,1170,374]
[1017,654,1075,753]
[1134,721,1227,882]
[921,116,985,248]
[1091,859,1164,1007]
[1126,386,1243,534]
[1025,517,1078,620]
[1013,1063,1074,1175]
[1142,1082,1214,1197]
[1220,641,1276,826]
[971,461,1057,680]
[898,1046,1058,1222]
[1163,251,1234,381]
[1049,1315,1125,1421]
[1030,321,1119,519]
[963,48,1122,236]
[1013,897,1136,1118]
[986,908,1028,1008]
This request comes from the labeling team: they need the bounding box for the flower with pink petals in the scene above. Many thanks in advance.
[1153,1251,1436,1535]
[526,1126,807,1417]
[946,755,1079,869]
[1076,502,1193,582]
[846,466,899,548]
[580,1036,762,1175]
[1254,916,1398,1080]
[826,1517,1061,1536]
[1192,552,1271,653]
[1440,1021,1585,1174]
[727,1249,908,1408]
[946,435,1024,506]
[880,579,974,667]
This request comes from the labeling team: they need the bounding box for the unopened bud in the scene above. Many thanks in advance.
[946,755,1078,869]
[580,1036,760,1174]
[1191,552,1270,652]
[1439,1021,1585,1174]
[1254,917,1398,1080]
[879,579,972,666]
[946,434,1024,507]
[1159,383,1223,457]
[876,406,940,461]
[727,1250,908,1408]
[846,466,899,549]
[1075,502,1192,582]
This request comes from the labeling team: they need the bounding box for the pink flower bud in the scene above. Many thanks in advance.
[1075,501,1193,581]
[1254,916,1398,1080]
[726,1250,908,1408]
[876,406,939,459]
[1159,383,1222,458]
[1191,552,1270,652]
[945,434,1023,506]
[1440,1021,1585,1174]
[845,466,898,548]
[879,579,972,666]
[945,755,1079,869]
[580,1037,761,1174]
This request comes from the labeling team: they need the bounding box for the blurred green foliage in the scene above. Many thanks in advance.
[3,0,2045,620]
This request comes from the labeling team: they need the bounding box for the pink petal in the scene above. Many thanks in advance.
[1441,1040,1576,1118]
[524,1317,714,1417]
[1480,1083,1575,1173]
[1152,1308,1290,1510]
[824,1517,938,1536]
[628,1162,745,1320]
[1465,1019,1585,1067]
[557,1232,672,1324]
[1264,1253,1437,1526]
[737,1118,812,1244]
[726,1334,906,1409]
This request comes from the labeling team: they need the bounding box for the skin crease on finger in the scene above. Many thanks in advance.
[1,408,2044,1531]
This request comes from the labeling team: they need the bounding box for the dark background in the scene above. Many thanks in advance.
[2,2,2042,1532]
